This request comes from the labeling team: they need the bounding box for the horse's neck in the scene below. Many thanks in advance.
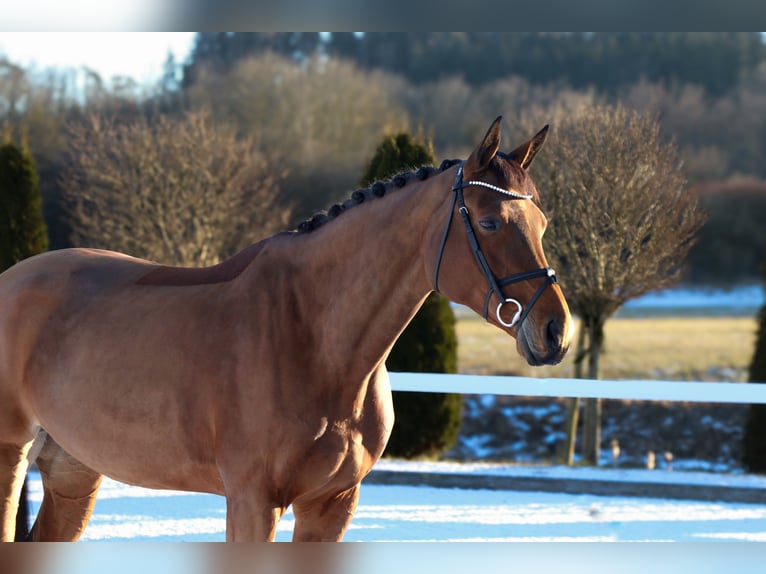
[282,174,449,379]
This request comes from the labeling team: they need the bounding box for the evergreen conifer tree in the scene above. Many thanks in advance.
[743,265,766,473]
[360,132,462,459]
[0,142,48,270]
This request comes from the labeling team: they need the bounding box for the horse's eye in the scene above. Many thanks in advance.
[478,218,500,232]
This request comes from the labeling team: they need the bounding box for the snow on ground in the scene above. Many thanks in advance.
[454,284,765,318]
[373,459,766,490]
[24,462,766,543]
[622,284,764,311]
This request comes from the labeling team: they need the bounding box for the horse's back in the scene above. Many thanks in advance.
[0,248,156,306]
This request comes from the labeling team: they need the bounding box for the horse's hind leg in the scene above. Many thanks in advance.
[0,440,33,541]
[29,433,103,541]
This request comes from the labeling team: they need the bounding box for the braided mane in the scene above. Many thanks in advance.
[294,159,462,234]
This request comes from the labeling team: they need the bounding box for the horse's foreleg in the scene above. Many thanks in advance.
[29,434,102,541]
[0,441,32,542]
[224,494,286,541]
[291,484,360,542]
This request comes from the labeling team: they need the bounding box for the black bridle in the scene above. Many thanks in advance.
[433,162,558,329]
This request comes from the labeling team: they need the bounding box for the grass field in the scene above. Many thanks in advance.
[456,313,757,382]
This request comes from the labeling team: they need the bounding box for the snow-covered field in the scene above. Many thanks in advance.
[622,284,764,312]
[19,462,766,574]
[454,284,765,318]
[25,461,766,543]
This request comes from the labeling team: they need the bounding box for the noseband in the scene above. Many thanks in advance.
[433,162,558,329]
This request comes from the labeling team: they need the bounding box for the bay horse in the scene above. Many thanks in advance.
[0,117,571,542]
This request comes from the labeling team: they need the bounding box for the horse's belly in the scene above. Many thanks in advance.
[100,455,224,495]
[29,370,225,494]
[40,410,224,494]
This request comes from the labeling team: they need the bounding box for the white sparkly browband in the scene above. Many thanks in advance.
[461,179,533,200]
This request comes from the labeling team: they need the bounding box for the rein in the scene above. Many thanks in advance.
[433,162,558,329]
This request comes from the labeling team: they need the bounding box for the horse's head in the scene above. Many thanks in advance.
[429,117,572,366]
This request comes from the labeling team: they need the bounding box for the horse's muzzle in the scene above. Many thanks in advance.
[516,316,571,366]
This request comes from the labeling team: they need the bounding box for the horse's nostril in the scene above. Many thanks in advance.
[546,319,563,348]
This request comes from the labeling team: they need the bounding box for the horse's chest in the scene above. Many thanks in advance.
[283,393,393,500]
[291,419,374,486]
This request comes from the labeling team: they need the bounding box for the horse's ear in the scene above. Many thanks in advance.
[466,116,503,173]
[507,125,549,170]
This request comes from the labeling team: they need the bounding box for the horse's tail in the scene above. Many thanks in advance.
[14,474,30,541]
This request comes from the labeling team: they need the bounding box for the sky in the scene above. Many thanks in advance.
[0,32,196,85]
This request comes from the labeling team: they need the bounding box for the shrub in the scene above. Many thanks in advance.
[384,293,462,459]
[359,131,462,460]
[61,112,287,266]
[359,132,435,187]
[0,142,48,270]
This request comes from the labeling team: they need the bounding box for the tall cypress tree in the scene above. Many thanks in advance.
[0,142,48,270]
[0,141,48,540]
[360,132,462,459]
[743,265,766,473]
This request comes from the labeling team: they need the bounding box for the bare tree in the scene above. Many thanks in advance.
[527,103,705,465]
[0,58,29,123]
[62,111,289,267]
[187,53,408,214]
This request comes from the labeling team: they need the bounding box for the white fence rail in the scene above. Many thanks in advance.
[389,372,766,404]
